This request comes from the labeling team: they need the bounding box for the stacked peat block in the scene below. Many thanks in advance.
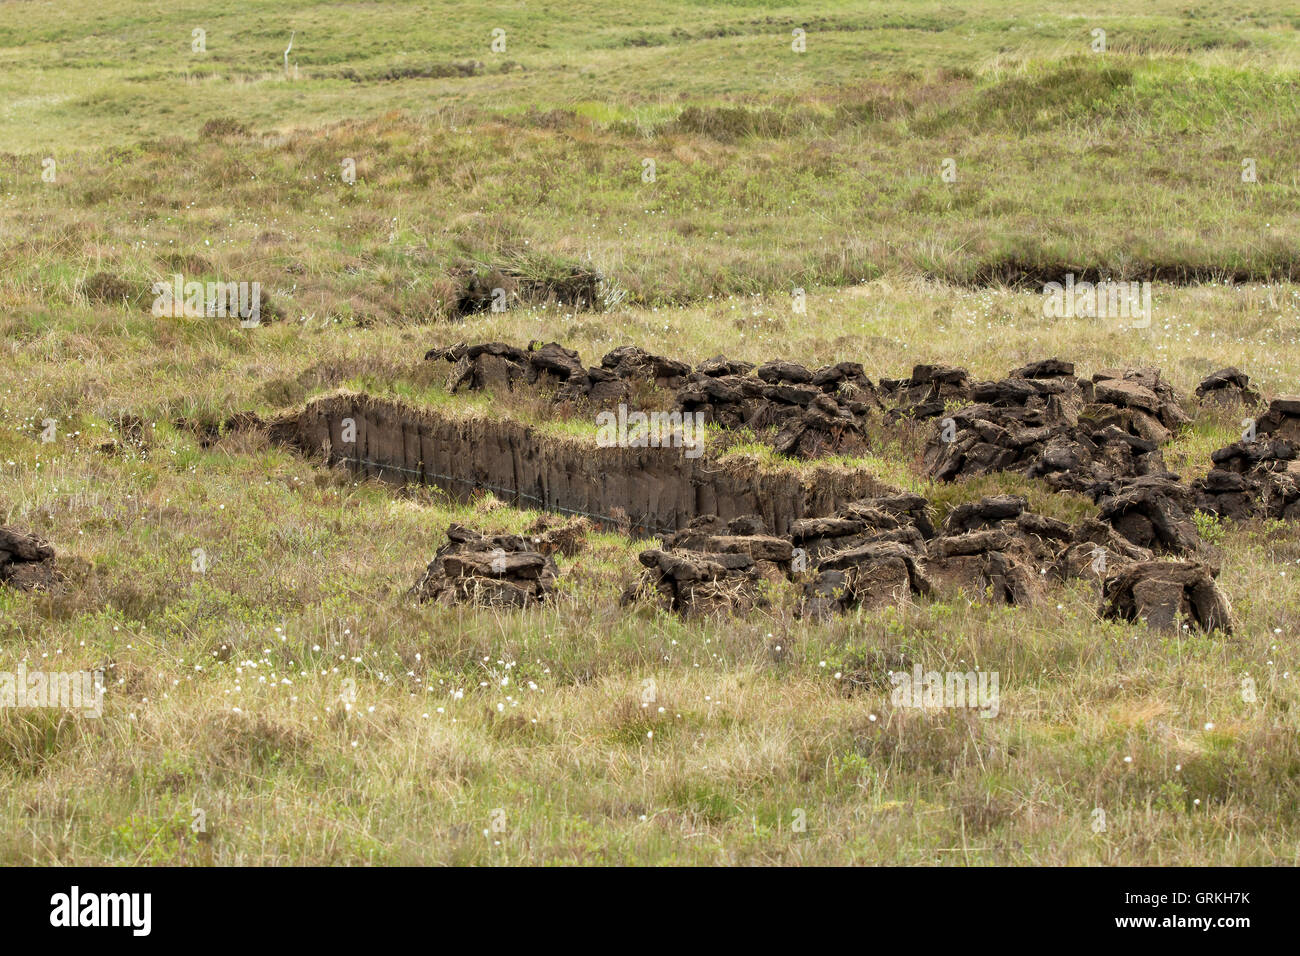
[1087,367,1191,444]
[427,340,884,459]
[1053,517,1154,581]
[791,494,935,617]
[878,364,970,421]
[792,493,935,561]
[921,494,1229,632]
[626,515,795,615]
[1194,367,1261,408]
[450,266,603,317]
[0,527,58,591]
[523,514,593,557]
[1043,368,1189,500]
[427,341,529,393]
[1092,474,1206,556]
[924,361,1189,495]
[800,542,932,617]
[427,341,689,409]
[792,493,1080,615]
[1101,560,1233,634]
[674,357,881,458]
[412,524,559,607]
[591,345,693,406]
[787,491,1231,629]
[919,495,1069,607]
[920,361,1212,560]
[1194,396,1300,520]
[617,490,1233,632]
[922,492,1221,628]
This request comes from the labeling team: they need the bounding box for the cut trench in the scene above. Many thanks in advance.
[959,260,1295,289]
[268,393,894,536]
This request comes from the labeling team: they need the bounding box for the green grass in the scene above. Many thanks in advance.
[2,0,1300,865]
[4,4,1300,319]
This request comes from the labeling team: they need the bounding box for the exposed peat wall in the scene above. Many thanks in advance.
[269,393,894,535]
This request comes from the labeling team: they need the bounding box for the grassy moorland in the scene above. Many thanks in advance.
[1,1,1299,864]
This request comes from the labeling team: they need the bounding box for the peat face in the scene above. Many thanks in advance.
[271,392,893,537]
